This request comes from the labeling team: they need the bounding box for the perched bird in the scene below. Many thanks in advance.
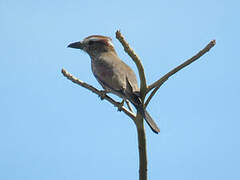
[68,35,160,133]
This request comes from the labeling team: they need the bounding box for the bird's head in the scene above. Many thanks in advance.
[68,35,116,57]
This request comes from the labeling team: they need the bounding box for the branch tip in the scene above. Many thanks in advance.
[115,30,148,99]
[61,68,136,120]
[145,39,216,107]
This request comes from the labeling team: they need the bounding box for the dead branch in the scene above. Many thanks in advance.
[116,31,149,180]
[116,30,148,99]
[147,40,216,93]
[144,40,216,107]
[61,68,136,120]
[62,31,216,180]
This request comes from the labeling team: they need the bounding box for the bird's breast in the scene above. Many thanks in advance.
[91,59,113,78]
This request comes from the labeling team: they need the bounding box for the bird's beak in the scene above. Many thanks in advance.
[67,41,84,49]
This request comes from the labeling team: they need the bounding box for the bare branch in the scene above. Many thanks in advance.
[144,40,216,107]
[145,85,161,108]
[147,40,216,93]
[116,31,149,180]
[63,32,216,180]
[136,118,147,180]
[126,100,134,112]
[116,30,148,99]
[61,68,136,120]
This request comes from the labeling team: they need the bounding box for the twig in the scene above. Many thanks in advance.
[145,84,162,108]
[147,40,216,93]
[61,68,136,120]
[116,30,148,99]
[145,40,216,106]
[126,100,134,112]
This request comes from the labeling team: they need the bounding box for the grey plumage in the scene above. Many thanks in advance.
[68,35,160,133]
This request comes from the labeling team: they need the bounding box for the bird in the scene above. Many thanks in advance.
[68,35,160,133]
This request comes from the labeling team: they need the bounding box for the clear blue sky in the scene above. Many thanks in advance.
[1,0,239,180]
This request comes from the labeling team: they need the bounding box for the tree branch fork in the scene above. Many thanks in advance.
[62,30,215,180]
[62,31,215,121]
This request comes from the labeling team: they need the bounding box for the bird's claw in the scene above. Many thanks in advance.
[117,100,124,111]
[98,90,107,100]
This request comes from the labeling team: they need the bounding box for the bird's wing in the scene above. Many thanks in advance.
[91,58,124,92]
[125,77,142,106]
[94,52,139,100]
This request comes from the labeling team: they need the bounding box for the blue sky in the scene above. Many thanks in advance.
[1,0,239,180]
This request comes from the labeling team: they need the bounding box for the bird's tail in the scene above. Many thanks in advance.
[126,88,160,134]
[137,106,160,134]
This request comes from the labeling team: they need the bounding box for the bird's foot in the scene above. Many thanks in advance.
[98,90,107,100]
[117,100,124,112]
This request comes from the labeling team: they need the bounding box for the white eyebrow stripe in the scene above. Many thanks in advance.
[85,37,102,41]
[84,37,114,47]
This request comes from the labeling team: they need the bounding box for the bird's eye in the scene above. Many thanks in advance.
[88,40,94,45]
